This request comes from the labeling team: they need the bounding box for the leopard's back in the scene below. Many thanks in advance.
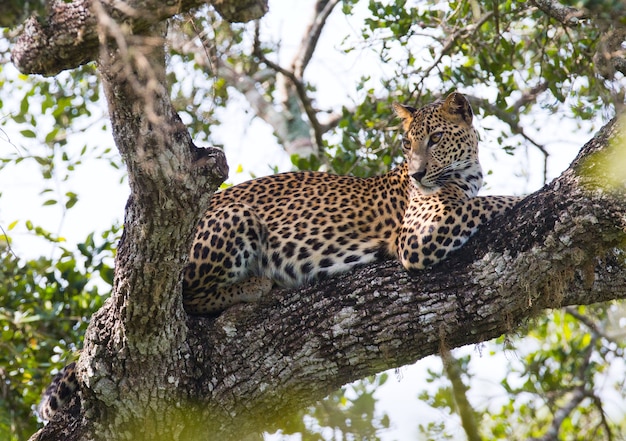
[183,166,410,314]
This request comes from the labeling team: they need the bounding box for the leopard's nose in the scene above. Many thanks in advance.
[411,170,426,182]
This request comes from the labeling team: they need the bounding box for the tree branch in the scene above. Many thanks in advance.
[529,0,589,26]
[409,11,494,102]
[529,335,596,441]
[10,0,268,76]
[291,0,341,79]
[530,388,588,441]
[594,26,626,80]
[250,0,341,158]
[253,28,327,154]
[58,8,226,440]
[564,307,616,344]
[529,1,625,80]
[466,90,550,183]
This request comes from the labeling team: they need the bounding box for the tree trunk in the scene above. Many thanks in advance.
[15,2,626,441]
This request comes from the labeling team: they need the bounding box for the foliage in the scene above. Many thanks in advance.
[490,306,626,440]
[273,375,391,441]
[0,225,118,440]
[415,306,626,440]
[1,0,625,440]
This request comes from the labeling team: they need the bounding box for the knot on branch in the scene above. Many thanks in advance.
[211,0,268,22]
[193,146,229,186]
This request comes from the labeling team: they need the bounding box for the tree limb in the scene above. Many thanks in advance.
[253,30,327,155]
[530,388,588,441]
[252,0,342,158]
[529,335,596,441]
[529,0,589,26]
[466,89,550,183]
[409,11,494,102]
[529,0,625,81]
[10,0,268,76]
[291,0,341,79]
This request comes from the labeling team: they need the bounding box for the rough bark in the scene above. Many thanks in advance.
[29,17,229,441]
[10,0,267,76]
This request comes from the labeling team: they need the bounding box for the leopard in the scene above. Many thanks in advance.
[182,91,522,315]
[393,94,522,269]
[37,362,78,422]
[38,92,522,421]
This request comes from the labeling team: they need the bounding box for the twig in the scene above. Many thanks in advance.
[466,93,550,185]
[530,387,588,441]
[589,392,614,441]
[410,11,494,102]
[253,24,326,153]
[530,0,625,79]
[0,224,18,260]
[440,346,483,441]
[564,307,615,343]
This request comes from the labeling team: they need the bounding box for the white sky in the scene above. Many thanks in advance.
[0,0,623,439]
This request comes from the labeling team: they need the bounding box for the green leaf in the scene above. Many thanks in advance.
[20,129,37,138]
[65,192,78,209]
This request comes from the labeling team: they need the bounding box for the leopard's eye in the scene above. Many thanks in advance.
[402,137,411,148]
[427,132,443,147]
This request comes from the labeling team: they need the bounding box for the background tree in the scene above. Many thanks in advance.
[0,0,625,440]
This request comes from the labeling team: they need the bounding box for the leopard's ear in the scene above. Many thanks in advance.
[392,102,417,131]
[442,92,473,125]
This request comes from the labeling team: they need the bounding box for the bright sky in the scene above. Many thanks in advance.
[0,0,621,439]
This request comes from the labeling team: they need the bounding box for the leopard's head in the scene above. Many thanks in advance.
[393,92,483,197]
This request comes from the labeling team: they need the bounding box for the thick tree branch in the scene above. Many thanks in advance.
[31,10,227,441]
[10,0,267,76]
